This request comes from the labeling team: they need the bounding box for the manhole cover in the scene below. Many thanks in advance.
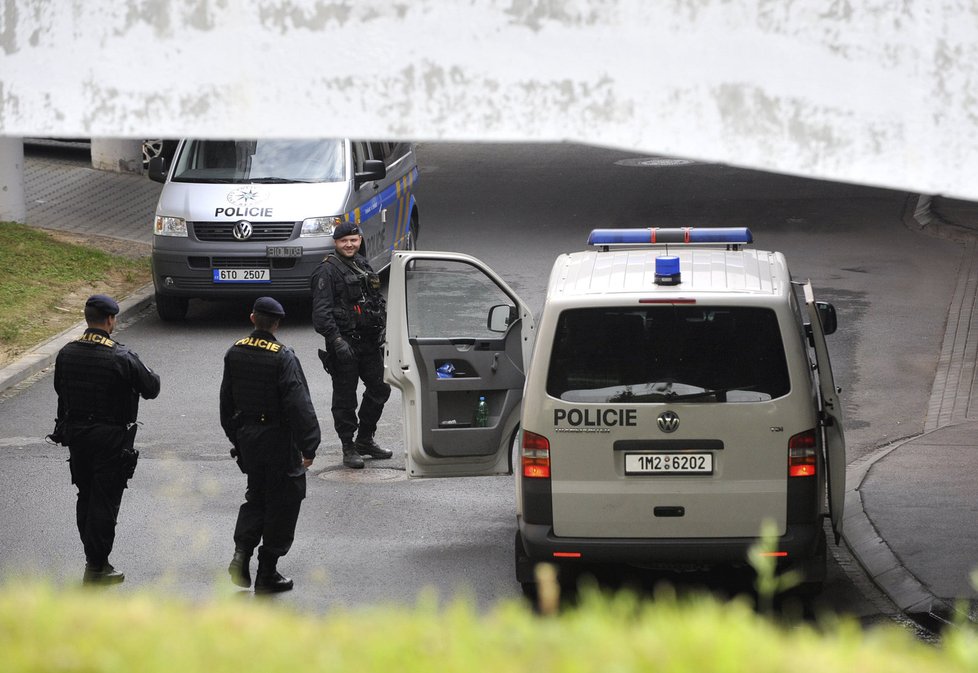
[317,465,407,483]
[615,157,696,168]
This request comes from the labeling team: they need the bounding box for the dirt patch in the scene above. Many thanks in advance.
[41,229,152,259]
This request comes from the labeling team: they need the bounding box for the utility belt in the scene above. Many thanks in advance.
[338,329,384,348]
[65,413,126,426]
[231,411,282,427]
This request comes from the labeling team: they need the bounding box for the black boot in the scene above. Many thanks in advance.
[355,435,393,460]
[342,440,364,469]
[83,562,125,586]
[228,549,252,588]
[254,556,293,594]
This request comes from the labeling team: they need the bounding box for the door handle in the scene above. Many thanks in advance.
[490,353,499,373]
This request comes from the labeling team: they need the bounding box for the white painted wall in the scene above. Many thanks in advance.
[1,1,976,199]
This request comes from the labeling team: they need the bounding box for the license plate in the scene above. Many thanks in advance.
[213,269,271,283]
[266,246,302,258]
[625,453,713,475]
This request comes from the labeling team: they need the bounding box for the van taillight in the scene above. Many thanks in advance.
[788,429,817,478]
[522,430,551,479]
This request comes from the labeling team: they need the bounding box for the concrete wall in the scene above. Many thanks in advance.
[90,139,143,174]
[0,137,25,222]
[1,1,977,199]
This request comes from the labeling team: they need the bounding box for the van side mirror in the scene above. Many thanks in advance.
[487,304,518,333]
[148,156,167,183]
[354,159,386,189]
[816,301,837,335]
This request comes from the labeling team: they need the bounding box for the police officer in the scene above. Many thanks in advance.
[311,222,393,469]
[220,297,320,593]
[52,294,161,585]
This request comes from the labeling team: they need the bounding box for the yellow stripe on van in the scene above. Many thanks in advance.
[396,181,407,247]
[393,178,404,248]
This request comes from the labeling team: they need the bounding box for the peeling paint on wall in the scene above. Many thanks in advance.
[0,0,977,199]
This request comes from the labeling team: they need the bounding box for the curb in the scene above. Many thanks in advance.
[0,283,156,395]
[906,194,978,243]
[836,195,974,628]
[843,436,949,617]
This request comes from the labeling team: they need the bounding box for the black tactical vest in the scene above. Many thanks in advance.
[327,255,386,336]
[226,335,284,423]
[60,332,128,424]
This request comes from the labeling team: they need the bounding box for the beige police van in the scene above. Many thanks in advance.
[385,227,845,595]
[148,139,419,320]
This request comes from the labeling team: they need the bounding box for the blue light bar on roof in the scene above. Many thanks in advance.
[587,227,753,246]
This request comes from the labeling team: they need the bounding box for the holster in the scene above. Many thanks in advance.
[318,347,332,374]
[119,423,139,483]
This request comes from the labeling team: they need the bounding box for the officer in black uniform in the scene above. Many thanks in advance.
[220,297,320,593]
[52,294,161,585]
[311,222,393,469]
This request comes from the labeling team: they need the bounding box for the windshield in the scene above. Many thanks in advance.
[170,139,346,183]
[546,306,790,403]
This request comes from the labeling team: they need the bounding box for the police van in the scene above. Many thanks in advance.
[148,139,419,320]
[384,227,845,594]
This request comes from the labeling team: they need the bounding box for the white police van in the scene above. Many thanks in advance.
[385,227,845,594]
[148,139,419,320]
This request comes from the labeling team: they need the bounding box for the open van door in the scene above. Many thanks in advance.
[803,281,846,542]
[385,251,535,477]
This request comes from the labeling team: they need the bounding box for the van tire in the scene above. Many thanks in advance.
[785,531,826,598]
[408,211,419,249]
[155,293,188,321]
[515,530,536,597]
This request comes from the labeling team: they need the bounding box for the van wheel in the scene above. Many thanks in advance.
[155,293,188,321]
[407,212,419,249]
[515,530,536,598]
[794,580,824,598]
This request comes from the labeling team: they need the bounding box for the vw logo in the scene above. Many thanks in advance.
[232,221,253,241]
[657,411,680,433]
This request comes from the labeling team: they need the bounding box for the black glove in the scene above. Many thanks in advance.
[333,337,355,363]
[47,418,69,446]
[230,446,246,474]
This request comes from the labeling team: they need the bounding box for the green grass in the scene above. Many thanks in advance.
[0,222,150,361]
[0,582,975,673]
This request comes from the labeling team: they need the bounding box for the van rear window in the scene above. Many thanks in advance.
[546,306,790,403]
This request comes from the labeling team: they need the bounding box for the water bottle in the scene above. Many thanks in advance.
[474,395,489,427]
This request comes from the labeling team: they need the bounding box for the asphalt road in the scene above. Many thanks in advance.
[0,143,964,626]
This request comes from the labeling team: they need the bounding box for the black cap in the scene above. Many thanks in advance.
[332,221,362,240]
[85,294,120,316]
[252,296,285,318]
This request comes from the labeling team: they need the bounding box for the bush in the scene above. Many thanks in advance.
[1,582,976,673]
